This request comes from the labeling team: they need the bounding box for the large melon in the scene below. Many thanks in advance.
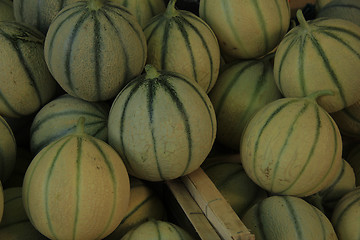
[0,21,57,118]
[240,91,343,197]
[22,117,130,240]
[30,94,110,155]
[143,0,221,93]
[274,10,360,113]
[44,0,147,102]
[199,0,291,59]
[0,116,16,183]
[13,0,81,34]
[108,65,216,181]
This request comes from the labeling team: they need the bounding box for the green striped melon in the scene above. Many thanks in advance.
[105,177,166,239]
[240,90,343,197]
[199,0,291,59]
[331,100,360,139]
[120,219,195,240]
[30,94,110,155]
[242,195,338,240]
[117,0,166,27]
[208,55,282,151]
[331,186,360,240]
[13,0,81,34]
[143,0,220,93]
[346,144,360,186]
[0,0,15,21]
[0,21,58,118]
[317,0,360,26]
[108,65,216,181]
[22,117,130,240]
[0,181,3,223]
[202,156,268,218]
[0,116,16,183]
[44,0,147,102]
[305,158,356,214]
[0,221,47,240]
[274,10,360,113]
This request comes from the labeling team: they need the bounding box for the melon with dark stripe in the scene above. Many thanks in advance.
[13,0,81,34]
[242,195,338,240]
[108,64,216,181]
[22,117,130,240]
[0,0,15,21]
[105,177,166,239]
[274,10,360,113]
[30,94,110,155]
[331,187,360,240]
[208,55,282,151]
[44,0,147,102]
[143,0,220,93]
[240,90,343,197]
[202,156,268,218]
[331,99,360,139]
[199,0,290,59]
[120,219,195,240]
[317,0,360,26]
[117,0,166,27]
[0,21,58,118]
[305,158,356,215]
[0,116,16,183]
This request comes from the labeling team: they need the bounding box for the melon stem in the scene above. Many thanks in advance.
[306,90,334,101]
[296,10,310,29]
[87,0,104,11]
[165,0,178,18]
[145,64,161,79]
[76,117,86,135]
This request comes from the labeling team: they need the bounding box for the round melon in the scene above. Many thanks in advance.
[0,0,15,21]
[0,116,16,183]
[242,195,338,240]
[199,0,291,59]
[22,117,130,240]
[208,55,282,151]
[143,0,221,93]
[13,0,81,34]
[108,65,216,181]
[274,10,360,113]
[120,219,195,240]
[44,0,147,102]
[240,90,343,197]
[30,94,110,155]
[117,0,166,27]
[0,21,58,118]
[105,177,166,239]
[317,0,360,26]
[202,157,268,218]
[331,187,360,240]
[347,144,360,186]
[331,100,360,139]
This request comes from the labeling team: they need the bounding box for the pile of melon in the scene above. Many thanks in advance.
[0,0,360,239]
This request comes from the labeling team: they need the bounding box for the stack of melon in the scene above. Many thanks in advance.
[1,0,360,239]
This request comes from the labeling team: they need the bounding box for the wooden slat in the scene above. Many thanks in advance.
[182,168,255,240]
[166,179,222,240]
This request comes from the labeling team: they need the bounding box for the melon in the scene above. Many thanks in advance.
[117,0,166,27]
[108,65,216,181]
[331,100,360,139]
[208,55,282,151]
[240,90,343,197]
[120,219,195,240]
[0,21,58,118]
[0,116,16,183]
[242,195,338,240]
[13,0,81,34]
[22,117,130,240]
[317,0,360,26]
[331,186,360,240]
[143,0,221,93]
[30,94,110,155]
[44,0,147,102]
[274,10,360,113]
[0,0,15,21]
[199,0,291,59]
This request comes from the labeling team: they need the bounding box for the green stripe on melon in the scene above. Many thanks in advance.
[44,0,147,102]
